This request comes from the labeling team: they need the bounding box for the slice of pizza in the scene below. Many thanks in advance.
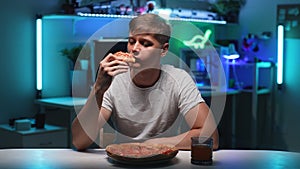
[114,51,136,63]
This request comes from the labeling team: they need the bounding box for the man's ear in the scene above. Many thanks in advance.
[161,43,169,57]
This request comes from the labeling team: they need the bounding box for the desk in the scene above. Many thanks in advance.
[35,97,87,147]
[0,149,299,169]
[35,97,87,109]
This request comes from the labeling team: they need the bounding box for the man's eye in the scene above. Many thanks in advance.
[128,39,135,45]
[142,41,153,47]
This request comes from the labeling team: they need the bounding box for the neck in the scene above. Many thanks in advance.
[131,67,161,88]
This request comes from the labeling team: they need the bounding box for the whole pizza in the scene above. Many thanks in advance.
[106,142,178,164]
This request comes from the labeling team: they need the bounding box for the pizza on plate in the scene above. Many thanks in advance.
[106,142,178,164]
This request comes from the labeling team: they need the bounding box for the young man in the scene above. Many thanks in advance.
[72,13,219,151]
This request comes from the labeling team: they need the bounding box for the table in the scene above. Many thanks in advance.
[0,149,299,169]
[35,97,87,147]
[35,97,87,109]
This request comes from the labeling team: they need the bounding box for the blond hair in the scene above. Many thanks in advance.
[129,13,171,44]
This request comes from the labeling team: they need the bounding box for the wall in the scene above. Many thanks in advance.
[0,1,62,124]
[238,0,300,151]
[41,16,132,98]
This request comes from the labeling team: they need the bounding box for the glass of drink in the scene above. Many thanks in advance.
[191,137,213,165]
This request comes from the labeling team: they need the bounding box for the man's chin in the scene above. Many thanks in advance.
[129,62,142,69]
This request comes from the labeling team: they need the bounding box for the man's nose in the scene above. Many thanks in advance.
[132,41,141,52]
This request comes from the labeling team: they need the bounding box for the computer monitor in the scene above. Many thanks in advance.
[180,48,211,88]
[180,48,226,91]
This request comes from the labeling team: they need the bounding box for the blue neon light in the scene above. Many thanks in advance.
[277,25,284,85]
[36,18,42,90]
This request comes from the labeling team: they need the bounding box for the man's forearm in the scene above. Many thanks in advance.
[71,89,104,150]
[144,128,219,150]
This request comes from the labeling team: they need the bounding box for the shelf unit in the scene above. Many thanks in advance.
[247,62,274,148]
[227,61,274,148]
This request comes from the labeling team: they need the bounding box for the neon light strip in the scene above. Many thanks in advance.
[277,25,284,85]
[77,12,226,24]
[77,12,135,19]
[167,17,226,24]
[36,18,42,90]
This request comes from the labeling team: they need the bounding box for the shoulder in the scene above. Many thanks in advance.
[161,64,190,76]
[161,64,195,82]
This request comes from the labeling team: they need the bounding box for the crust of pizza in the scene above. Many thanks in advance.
[114,51,135,63]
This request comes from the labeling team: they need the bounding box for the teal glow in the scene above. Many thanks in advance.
[183,29,212,49]
[196,83,204,87]
[258,62,272,68]
[36,18,42,90]
[277,25,284,85]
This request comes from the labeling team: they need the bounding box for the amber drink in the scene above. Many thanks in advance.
[191,137,213,165]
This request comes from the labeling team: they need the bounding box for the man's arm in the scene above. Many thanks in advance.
[144,102,219,150]
[72,53,130,151]
[71,88,111,151]
[182,102,219,150]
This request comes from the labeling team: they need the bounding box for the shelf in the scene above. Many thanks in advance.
[241,88,271,94]
[225,60,275,149]
[226,61,273,68]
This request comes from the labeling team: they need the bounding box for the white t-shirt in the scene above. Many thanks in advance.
[102,64,204,143]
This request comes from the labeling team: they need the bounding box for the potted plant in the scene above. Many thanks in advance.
[60,44,91,70]
[78,44,91,70]
[210,0,246,23]
[60,44,82,70]
[60,44,91,96]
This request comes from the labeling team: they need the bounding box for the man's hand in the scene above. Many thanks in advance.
[94,53,130,94]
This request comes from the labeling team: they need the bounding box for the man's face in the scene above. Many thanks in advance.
[127,33,167,69]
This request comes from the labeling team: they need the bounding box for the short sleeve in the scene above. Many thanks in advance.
[102,89,113,112]
[177,71,205,117]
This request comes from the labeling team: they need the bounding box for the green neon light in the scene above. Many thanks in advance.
[183,29,212,49]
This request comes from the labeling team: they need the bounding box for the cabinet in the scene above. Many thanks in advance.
[0,124,67,148]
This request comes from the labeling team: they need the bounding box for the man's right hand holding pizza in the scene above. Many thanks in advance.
[94,52,136,108]
[95,53,129,92]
